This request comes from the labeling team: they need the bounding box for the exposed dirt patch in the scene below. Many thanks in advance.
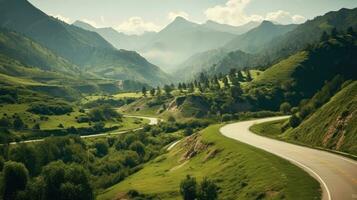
[322,110,355,150]
[204,148,222,162]
[180,134,209,162]
[114,192,129,200]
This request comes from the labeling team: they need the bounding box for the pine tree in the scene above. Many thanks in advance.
[320,31,329,41]
[178,83,183,93]
[331,28,338,38]
[237,71,244,81]
[246,70,252,81]
[142,86,147,97]
[150,88,155,97]
[347,27,356,36]
[156,86,161,96]
[222,76,229,88]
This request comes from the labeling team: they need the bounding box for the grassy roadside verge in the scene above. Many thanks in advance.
[250,120,357,160]
[97,124,320,200]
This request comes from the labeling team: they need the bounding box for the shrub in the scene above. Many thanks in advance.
[280,102,291,114]
[0,95,16,104]
[129,141,146,156]
[289,114,301,128]
[197,178,219,200]
[167,116,176,123]
[33,123,41,130]
[88,106,122,122]
[13,116,25,130]
[0,117,12,128]
[184,127,194,136]
[2,161,29,200]
[27,102,73,115]
[123,151,140,167]
[94,140,109,157]
[222,114,232,122]
[180,175,197,200]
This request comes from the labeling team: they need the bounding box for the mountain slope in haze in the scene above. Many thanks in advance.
[225,21,298,53]
[173,49,229,81]
[264,7,357,63]
[286,81,357,155]
[0,0,169,85]
[0,28,79,75]
[140,17,236,72]
[73,20,156,51]
[201,20,260,35]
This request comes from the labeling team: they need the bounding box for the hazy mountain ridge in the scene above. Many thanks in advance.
[262,7,357,63]
[173,21,297,80]
[73,20,156,51]
[0,0,169,85]
[202,20,260,35]
[74,17,260,73]
[224,21,298,53]
[139,17,237,72]
[173,49,229,81]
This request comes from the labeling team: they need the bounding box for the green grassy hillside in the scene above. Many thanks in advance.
[247,32,357,109]
[98,124,320,200]
[250,81,357,155]
[286,81,357,154]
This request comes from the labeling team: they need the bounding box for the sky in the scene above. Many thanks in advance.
[29,0,357,35]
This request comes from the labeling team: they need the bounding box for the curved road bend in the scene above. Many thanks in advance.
[9,115,159,145]
[220,116,357,200]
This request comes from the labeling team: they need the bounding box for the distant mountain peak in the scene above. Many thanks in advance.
[173,16,188,22]
[73,20,96,31]
[260,20,274,26]
[205,20,219,25]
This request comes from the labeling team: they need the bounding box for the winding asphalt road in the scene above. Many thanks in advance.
[9,115,159,145]
[220,116,357,200]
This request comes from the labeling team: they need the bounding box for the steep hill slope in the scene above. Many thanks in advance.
[140,17,236,72]
[0,0,169,85]
[248,32,357,109]
[225,21,297,53]
[0,28,79,75]
[286,81,357,155]
[98,125,319,200]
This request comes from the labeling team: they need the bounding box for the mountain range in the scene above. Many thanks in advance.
[174,7,357,80]
[74,17,260,72]
[0,0,169,86]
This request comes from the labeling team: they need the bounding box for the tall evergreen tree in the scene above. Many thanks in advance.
[141,86,147,97]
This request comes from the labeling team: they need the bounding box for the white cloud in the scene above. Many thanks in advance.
[266,10,306,24]
[52,14,71,24]
[168,11,189,21]
[204,0,306,26]
[204,0,261,26]
[116,17,161,35]
[292,15,306,24]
